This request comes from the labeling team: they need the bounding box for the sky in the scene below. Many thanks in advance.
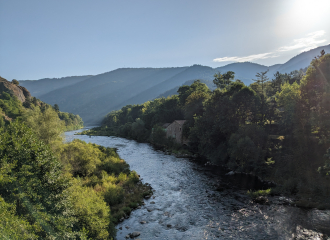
[1,0,330,80]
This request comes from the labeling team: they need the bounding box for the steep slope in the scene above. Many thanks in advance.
[111,65,215,110]
[0,77,31,103]
[19,75,93,97]
[38,67,188,124]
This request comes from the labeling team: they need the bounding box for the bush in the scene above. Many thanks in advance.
[121,206,131,215]
[103,183,124,205]
[0,197,36,240]
[247,189,271,199]
[68,183,111,240]
[0,122,80,239]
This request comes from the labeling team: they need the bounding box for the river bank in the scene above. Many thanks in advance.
[66,129,330,239]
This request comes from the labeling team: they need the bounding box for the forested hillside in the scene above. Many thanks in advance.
[18,44,330,125]
[0,78,148,239]
[86,51,330,208]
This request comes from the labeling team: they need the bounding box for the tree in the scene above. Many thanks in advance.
[0,122,82,239]
[53,103,60,112]
[253,70,269,122]
[177,80,210,106]
[275,82,300,134]
[213,71,235,89]
[11,79,19,85]
[22,106,65,146]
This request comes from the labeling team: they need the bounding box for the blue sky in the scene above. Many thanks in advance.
[1,0,329,80]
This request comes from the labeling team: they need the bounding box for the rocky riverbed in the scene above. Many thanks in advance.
[66,129,330,240]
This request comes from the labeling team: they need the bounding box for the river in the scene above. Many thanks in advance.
[65,129,330,240]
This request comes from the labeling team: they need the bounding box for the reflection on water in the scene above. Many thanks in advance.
[65,129,330,240]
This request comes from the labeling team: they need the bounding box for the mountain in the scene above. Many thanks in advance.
[36,68,189,124]
[274,44,330,74]
[19,75,93,97]
[17,44,330,125]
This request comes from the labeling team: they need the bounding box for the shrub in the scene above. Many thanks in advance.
[247,189,271,199]
[0,122,80,239]
[68,183,111,240]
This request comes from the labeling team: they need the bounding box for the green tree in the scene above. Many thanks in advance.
[0,122,82,239]
[22,106,65,146]
[253,70,269,122]
[0,197,37,240]
[275,82,300,134]
[177,80,210,106]
[213,71,235,89]
[53,103,60,112]
[68,182,110,240]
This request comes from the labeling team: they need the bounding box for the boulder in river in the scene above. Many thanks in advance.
[255,196,269,204]
[129,232,141,238]
[225,171,235,176]
[144,195,151,199]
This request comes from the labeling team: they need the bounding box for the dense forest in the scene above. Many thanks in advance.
[84,52,330,208]
[0,79,149,239]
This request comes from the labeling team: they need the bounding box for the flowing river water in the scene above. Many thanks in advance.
[65,129,330,240]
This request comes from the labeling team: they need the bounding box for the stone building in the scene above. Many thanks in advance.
[164,120,188,144]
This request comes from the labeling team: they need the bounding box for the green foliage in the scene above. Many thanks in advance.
[275,82,300,133]
[22,105,65,146]
[0,92,23,119]
[60,139,102,177]
[68,181,110,240]
[53,103,59,112]
[213,71,235,89]
[0,122,81,239]
[228,125,268,172]
[92,54,330,206]
[150,125,167,146]
[58,111,84,130]
[58,138,145,237]
[247,189,271,199]
[178,80,210,106]
[0,197,37,240]
[190,82,261,165]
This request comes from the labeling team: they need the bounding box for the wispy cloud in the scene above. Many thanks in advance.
[213,52,277,63]
[213,30,327,63]
[278,30,326,52]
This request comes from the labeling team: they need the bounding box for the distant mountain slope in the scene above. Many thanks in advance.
[38,67,189,124]
[19,44,330,125]
[215,62,269,85]
[109,65,215,111]
[274,44,330,74]
[19,75,93,97]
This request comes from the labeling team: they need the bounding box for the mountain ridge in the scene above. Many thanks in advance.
[18,44,330,125]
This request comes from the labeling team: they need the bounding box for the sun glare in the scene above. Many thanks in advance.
[276,0,330,36]
[292,0,330,25]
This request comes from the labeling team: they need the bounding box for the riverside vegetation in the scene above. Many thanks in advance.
[0,79,149,239]
[82,52,330,209]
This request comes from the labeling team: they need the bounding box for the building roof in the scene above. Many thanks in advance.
[162,123,171,128]
[174,120,186,125]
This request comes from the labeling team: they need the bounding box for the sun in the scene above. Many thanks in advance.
[291,0,330,25]
[275,0,330,36]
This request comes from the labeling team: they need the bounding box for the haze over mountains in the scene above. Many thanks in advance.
[19,44,330,125]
